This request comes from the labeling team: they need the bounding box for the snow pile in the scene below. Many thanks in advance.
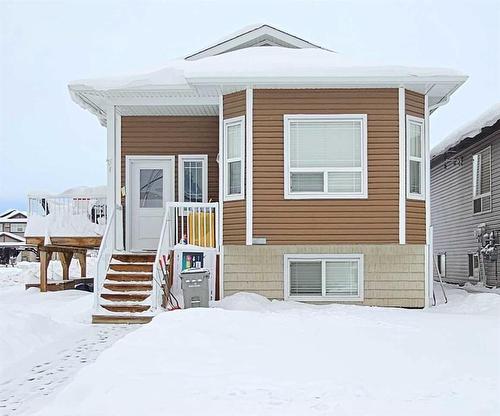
[25,213,105,239]
[0,285,92,374]
[28,186,106,199]
[0,257,97,288]
[33,291,499,416]
[70,46,465,93]
[431,103,500,158]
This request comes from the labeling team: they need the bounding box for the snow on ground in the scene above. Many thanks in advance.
[0,256,97,289]
[32,288,500,416]
[0,264,134,416]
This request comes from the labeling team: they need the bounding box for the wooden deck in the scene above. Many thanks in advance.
[25,235,102,292]
[26,277,93,291]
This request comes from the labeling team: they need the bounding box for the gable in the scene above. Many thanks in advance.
[0,231,25,243]
[0,209,27,220]
[185,24,326,61]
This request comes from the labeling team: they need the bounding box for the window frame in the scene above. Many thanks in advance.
[223,116,245,201]
[472,146,492,215]
[178,154,208,204]
[283,114,368,200]
[284,253,364,302]
[436,253,446,278]
[10,223,26,233]
[406,115,425,200]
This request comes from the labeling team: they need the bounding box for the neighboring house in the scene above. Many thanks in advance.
[68,24,466,322]
[0,209,33,262]
[431,104,500,287]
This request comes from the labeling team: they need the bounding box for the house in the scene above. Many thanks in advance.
[0,209,34,263]
[431,104,500,287]
[67,24,467,322]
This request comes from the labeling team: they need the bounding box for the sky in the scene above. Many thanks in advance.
[0,0,499,212]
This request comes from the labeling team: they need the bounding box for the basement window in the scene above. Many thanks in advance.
[472,147,491,214]
[406,115,425,200]
[284,254,364,301]
[284,115,368,199]
[223,116,245,201]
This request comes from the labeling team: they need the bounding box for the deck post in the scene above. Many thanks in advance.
[75,252,87,277]
[39,249,50,292]
[60,251,73,280]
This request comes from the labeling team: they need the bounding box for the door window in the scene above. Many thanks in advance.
[139,169,163,208]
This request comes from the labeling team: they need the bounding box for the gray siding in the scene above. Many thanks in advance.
[431,128,500,286]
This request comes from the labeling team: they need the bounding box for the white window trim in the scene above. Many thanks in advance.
[283,114,368,199]
[223,116,245,201]
[472,146,492,215]
[406,115,425,200]
[284,253,364,302]
[178,154,208,204]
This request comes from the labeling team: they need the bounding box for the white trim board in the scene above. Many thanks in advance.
[245,88,253,245]
[398,88,406,245]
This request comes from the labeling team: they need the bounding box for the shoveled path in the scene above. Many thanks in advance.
[0,324,135,416]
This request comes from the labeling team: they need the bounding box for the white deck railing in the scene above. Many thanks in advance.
[152,202,219,310]
[27,195,107,238]
[94,208,116,312]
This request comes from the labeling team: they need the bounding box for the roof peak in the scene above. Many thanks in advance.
[185,23,328,61]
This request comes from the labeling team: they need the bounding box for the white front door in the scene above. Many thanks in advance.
[127,156,174,252]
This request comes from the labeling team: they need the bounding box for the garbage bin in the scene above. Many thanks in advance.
[180,268,210,308]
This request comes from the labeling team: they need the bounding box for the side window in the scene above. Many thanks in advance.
[406,116,425,199]
[436,253,446,277]
[223,116,245,201]
[178,155,208,203]
[472,147,492,214]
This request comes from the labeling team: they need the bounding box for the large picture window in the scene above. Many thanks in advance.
[284,114,368,199]
[223,116,245,201]
[406,116,425,200]
[284,254,364,301]
[178,155,208,204]
[472,147,491,214]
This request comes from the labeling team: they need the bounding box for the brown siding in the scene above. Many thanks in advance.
[405,89,426,244]
[121,116,219,205]
[253,88,399,244]
[405,89,425,118]
[223,91,246,245]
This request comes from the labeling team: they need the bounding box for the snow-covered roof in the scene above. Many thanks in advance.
[0,210,27,221]
[431,103,500,159]
[0,231,26,244]
[184,23,327,60]
[69,24,467,126]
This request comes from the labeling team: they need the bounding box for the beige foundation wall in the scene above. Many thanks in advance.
[223,244,425,308]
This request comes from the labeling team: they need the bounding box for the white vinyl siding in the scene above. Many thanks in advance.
[284,114,368,199]
[223,116,245,201]
[406,115,425,200]
[472,147,491,214]
[284,254,364,301]
[178,155,208,204]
